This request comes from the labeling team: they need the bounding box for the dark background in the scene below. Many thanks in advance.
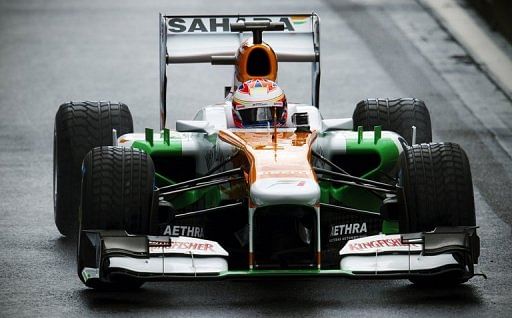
[467,0,512,44]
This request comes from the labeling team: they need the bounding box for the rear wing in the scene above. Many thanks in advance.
[159,13,320,129]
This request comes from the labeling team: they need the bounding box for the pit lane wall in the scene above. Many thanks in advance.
[466,0,512,44]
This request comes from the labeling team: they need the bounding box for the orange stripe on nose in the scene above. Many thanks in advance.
[218,129,318,186]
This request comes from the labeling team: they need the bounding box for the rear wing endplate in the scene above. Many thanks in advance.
[159,13,320,129]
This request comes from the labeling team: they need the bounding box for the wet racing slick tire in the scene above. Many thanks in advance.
[400,142,476,286]
[54,101,133,236]
[353,98,432,145]
[78,146,154,290]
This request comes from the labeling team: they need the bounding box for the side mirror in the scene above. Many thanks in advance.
[176,120,213,134]
[321,118,353,132]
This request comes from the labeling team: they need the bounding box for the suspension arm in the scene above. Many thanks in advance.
[157,168,243,192]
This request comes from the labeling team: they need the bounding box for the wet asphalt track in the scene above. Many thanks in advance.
[1,0,512,317]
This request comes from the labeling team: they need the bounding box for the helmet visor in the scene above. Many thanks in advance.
[238,107,285,127]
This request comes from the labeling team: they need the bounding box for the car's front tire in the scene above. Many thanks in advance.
[78,146,154,290]
[400,142,476,286]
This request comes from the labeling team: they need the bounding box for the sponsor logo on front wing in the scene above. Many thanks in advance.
[339,234,422,255]
[329,222,367,242]
[163,225,204,238]
[346,238,420,252]
[149,236,229,256]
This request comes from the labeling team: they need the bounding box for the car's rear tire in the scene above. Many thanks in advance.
[54,101,133,236]
[78,146,154,290]
[400,142,476,286]
[353,98,432,145]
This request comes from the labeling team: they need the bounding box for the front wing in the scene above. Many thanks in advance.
[79,227,479,284]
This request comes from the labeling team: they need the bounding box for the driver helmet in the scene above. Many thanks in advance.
[232,79,287,128]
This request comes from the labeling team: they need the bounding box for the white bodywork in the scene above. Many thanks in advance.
[250,178,320,206]
[117,102,406,186]
[107,237,229,276]
[86,234,461,279]
[339,234,458,273]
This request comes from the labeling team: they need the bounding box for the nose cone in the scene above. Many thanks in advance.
[250,178,320,207]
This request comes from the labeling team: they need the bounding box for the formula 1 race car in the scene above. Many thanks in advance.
[53,14,480,290]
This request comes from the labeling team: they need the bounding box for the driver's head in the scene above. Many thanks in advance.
[232,79,287,128]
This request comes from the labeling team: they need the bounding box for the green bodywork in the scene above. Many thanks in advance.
[132,129,222,210]
[318,128,401,234]
[130,127,401,233]
[214,269,356,279]
[319,135,399,211]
